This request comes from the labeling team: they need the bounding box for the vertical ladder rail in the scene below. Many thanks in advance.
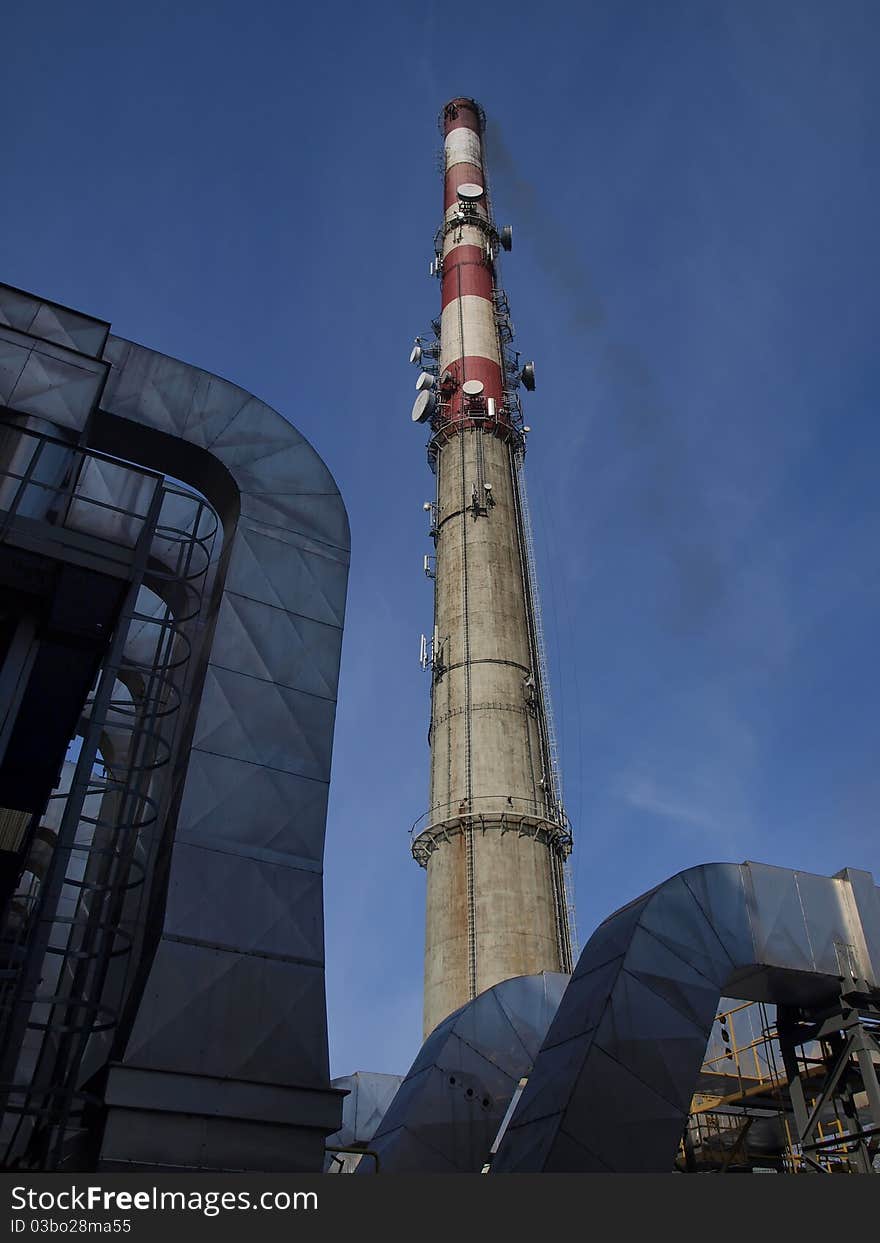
[514,450,579,960]
[460,434,477,999]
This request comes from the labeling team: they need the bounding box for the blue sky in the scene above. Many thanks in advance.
[2,1,879,1078]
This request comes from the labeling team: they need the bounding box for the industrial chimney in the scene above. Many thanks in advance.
[410,98,575,1037]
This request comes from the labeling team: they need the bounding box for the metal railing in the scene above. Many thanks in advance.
[0,425,220,1169]
[0,424,163,564]
[426,403,526,471]
[410,793,573,869]
[682,1000,874,1174]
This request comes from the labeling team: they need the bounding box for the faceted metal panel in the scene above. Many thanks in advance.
[376,1067,499,1171]
[0,285,109,356]
[327,1072,404,1151]
[797,866,864,978]
[123,939,330,1085]
[29,304,110,357]
[0,328,107,428]
[636,870,742,987]
[745,864,816,974]
[191,664,336,780]
[225,518,348,625]
[163,843,324,963]
[593,969,710,1110]
[495,972,569,1061]
[624,925,725,1031]
[503,1037,588,1131]
[240,490,350,550]
[553,1045,687,1173]
[841,868,880,983]
[542,1128,610,1173]
[364,973,569,1174]
[365,1123,460,1173]
[100,341,347,546]
[563,892,650,973]
[0,334,32,399]
[0,286,47,335]
[536,957,624,1049]
[680,861,754,962]
[493,862,880,1173]
[448,988,533,1074]
[211,592,343,700]
[99,339,205,439]
[175,749,330,863]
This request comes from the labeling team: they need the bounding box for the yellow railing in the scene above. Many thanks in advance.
[681,1001,856,1173]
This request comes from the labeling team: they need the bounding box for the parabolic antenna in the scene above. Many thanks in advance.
[415,371,435,392]
[462,379,484,396]
[409,344,422,365]
[457,183,484,201]
[412,391,435,423]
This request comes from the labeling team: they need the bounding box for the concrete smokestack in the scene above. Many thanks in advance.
[411,98,574,1037]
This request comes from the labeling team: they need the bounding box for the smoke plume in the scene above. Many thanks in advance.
[485,119,725,630]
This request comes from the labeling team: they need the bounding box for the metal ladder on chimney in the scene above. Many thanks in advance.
[461,435,478,999]
[515,451,579,960]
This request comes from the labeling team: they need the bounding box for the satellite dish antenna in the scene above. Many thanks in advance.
[416,372,435,392]
[410,344,422,366]
[462,379,484,396]
[520,361,536,392]
[411,391,435,423]
[500,225,513,252]
[457,183,484,201]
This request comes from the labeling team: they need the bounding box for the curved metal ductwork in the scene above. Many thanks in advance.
[493,862,880,1172]
[0,284,350,1171]
[363,972,569,1173]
